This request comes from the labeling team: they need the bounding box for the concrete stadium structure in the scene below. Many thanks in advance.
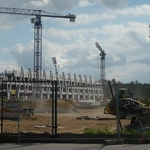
[0,67,103,105]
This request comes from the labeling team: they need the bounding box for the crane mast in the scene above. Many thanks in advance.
[0,7,76,80]
[95,41,106,82]
[31,15,42,81]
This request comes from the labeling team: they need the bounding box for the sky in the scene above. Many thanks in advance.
[0,0,150,83]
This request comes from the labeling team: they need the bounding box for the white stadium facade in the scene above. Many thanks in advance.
[0,67,103,105]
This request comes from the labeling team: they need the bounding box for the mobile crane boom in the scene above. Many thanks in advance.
[0,7,76,80]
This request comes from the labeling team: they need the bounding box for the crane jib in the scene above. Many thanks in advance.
[0,7,76,19]
[0,7,41,16]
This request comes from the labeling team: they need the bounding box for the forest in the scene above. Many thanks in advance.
[103,80,150,101]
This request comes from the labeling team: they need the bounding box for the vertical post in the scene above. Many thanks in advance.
[1,80,4,134]
[52,81,54,136]
[112,79,121,139]
[54,80,58,135]
[105,80,124,145]
[16,86,20,143]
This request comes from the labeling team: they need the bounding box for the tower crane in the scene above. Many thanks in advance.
[0,7,76,80]
[95,41,106,82]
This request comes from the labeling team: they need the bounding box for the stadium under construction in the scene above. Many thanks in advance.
[0,67,103,106]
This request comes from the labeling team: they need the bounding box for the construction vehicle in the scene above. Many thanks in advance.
[104,82,149,119]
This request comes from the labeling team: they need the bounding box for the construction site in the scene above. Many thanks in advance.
[0,6,150,144]
[0,78,150,144]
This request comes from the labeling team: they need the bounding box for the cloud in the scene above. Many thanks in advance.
[113,4,150,16]
[44,28,93,41]
[99,22,148,53]
[0,60,19,72]
[79,0,94,7]
[53,4,150,27]
[9,42,34,69]
[98,0,127,9]
[50,0,79,11]
[29,0,50,7]
[75,13,115,25]
[106,62,150,83]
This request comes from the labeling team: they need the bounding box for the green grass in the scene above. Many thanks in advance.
[83,127,150,140]
[83,126,115,135]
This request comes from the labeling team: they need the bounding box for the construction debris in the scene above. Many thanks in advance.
[77,116,94,120]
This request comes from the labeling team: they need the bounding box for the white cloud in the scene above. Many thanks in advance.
[79,0,94,7]
[113,4,150,16]
[98,0,127,9]
[44,28,92,41]
[106,61,150,83]
[30,0,49,7]
[75,13,115,25]
[100,22,149,53]
[0,60,19,72]
[86,50,97,60]
[9,42,34,69]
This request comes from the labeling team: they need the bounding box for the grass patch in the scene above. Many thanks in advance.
[83,126,115,135]
[83,127,150,140]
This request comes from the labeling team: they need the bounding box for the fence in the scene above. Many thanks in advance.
[1,79,148,144]
[0,80,58,137]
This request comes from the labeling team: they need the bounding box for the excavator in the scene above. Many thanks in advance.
[104,81,149,119]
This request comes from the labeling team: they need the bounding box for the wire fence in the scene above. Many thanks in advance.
[0,80,58,137]
[0,80,149,144]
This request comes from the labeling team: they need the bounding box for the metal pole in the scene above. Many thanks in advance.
[54,81,57,135]
[17,86,20,143]
[52,81,54,136]
[112,79,121,139]
[1,80,4,134]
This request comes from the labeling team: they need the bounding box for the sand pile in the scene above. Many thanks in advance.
[57,100,74,109]
[19,100,46,109]
[18,99,80,110]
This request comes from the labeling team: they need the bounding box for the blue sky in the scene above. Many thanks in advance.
[0,0,150,83]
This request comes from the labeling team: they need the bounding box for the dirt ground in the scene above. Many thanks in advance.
[2,107,131,134]
[0,99,135,134]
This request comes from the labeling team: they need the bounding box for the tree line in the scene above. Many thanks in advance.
[103,80,150,100]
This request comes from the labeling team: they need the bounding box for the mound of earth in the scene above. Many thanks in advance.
[19,100,46,109]
[18,99,80,109]
[0,99,81,115]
